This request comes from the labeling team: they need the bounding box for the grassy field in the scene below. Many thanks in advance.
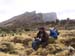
[0,30,75,56]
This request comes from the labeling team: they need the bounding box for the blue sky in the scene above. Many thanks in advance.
[0,0,75,22]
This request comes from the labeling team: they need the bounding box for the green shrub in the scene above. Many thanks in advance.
[19,33,22,35]
[48,38,55,44]
[1,34,4,37]
[9,50,18,54]
[25,28,30,31]
[0,42,14,53]
[12,33,14,36]
[4,34,6,36]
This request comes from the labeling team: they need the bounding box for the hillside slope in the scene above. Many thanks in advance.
[0,11,43,27]
[0,11,57,29]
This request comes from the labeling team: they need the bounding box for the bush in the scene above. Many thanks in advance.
[11,36,23,43]
[12,33,15,36]
[0,42,21,55]
[25,48,33,55]
[9,50,18,54]
[36,48,49,55]
[19,33,22,35]
[0,42,14,53]
[48,38,55,44]
[25,29,30,31]
[11,36,32,47]
[23,38,32,47]
[1,34,4,37]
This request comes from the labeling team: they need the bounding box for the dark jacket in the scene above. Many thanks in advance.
[36,31,49,42]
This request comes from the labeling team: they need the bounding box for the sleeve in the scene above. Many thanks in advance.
[46,32,49,38]
[34,32,40,39]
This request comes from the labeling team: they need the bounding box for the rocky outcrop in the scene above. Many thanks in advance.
[0,11,57,28]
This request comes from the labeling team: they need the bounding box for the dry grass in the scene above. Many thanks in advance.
[0,30,75,56]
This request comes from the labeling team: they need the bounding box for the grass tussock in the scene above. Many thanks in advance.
[0,30,75,56]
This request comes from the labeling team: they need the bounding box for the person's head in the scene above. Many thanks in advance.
[39,27,45,32]
[50,27,54,31]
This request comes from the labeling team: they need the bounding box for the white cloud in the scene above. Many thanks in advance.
[0,0,75,22]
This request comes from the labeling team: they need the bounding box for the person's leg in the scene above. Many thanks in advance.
[32,40,41,50]
[32,41,37,50]
[41,41,48,48]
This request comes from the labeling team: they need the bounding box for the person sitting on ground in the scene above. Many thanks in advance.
[50,27,59,39]
[32,27,49,50]
[54,27,59,35]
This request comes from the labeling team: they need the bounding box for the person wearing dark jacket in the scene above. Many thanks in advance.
[32,27,49,50]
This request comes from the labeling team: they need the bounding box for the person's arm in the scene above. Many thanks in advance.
[56,30,59,35]
[34,32,39,39]
[46,32,49,39]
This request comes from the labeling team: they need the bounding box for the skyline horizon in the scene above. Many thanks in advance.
[0,11,75,23]
[0,0,75,22]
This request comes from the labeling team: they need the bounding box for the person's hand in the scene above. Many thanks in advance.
[35,38,41,41]
[37,38,41,41]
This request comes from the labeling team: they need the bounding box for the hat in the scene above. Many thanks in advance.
[39,27,45,30]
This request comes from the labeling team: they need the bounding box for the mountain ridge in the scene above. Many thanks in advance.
[0,11,57,28]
